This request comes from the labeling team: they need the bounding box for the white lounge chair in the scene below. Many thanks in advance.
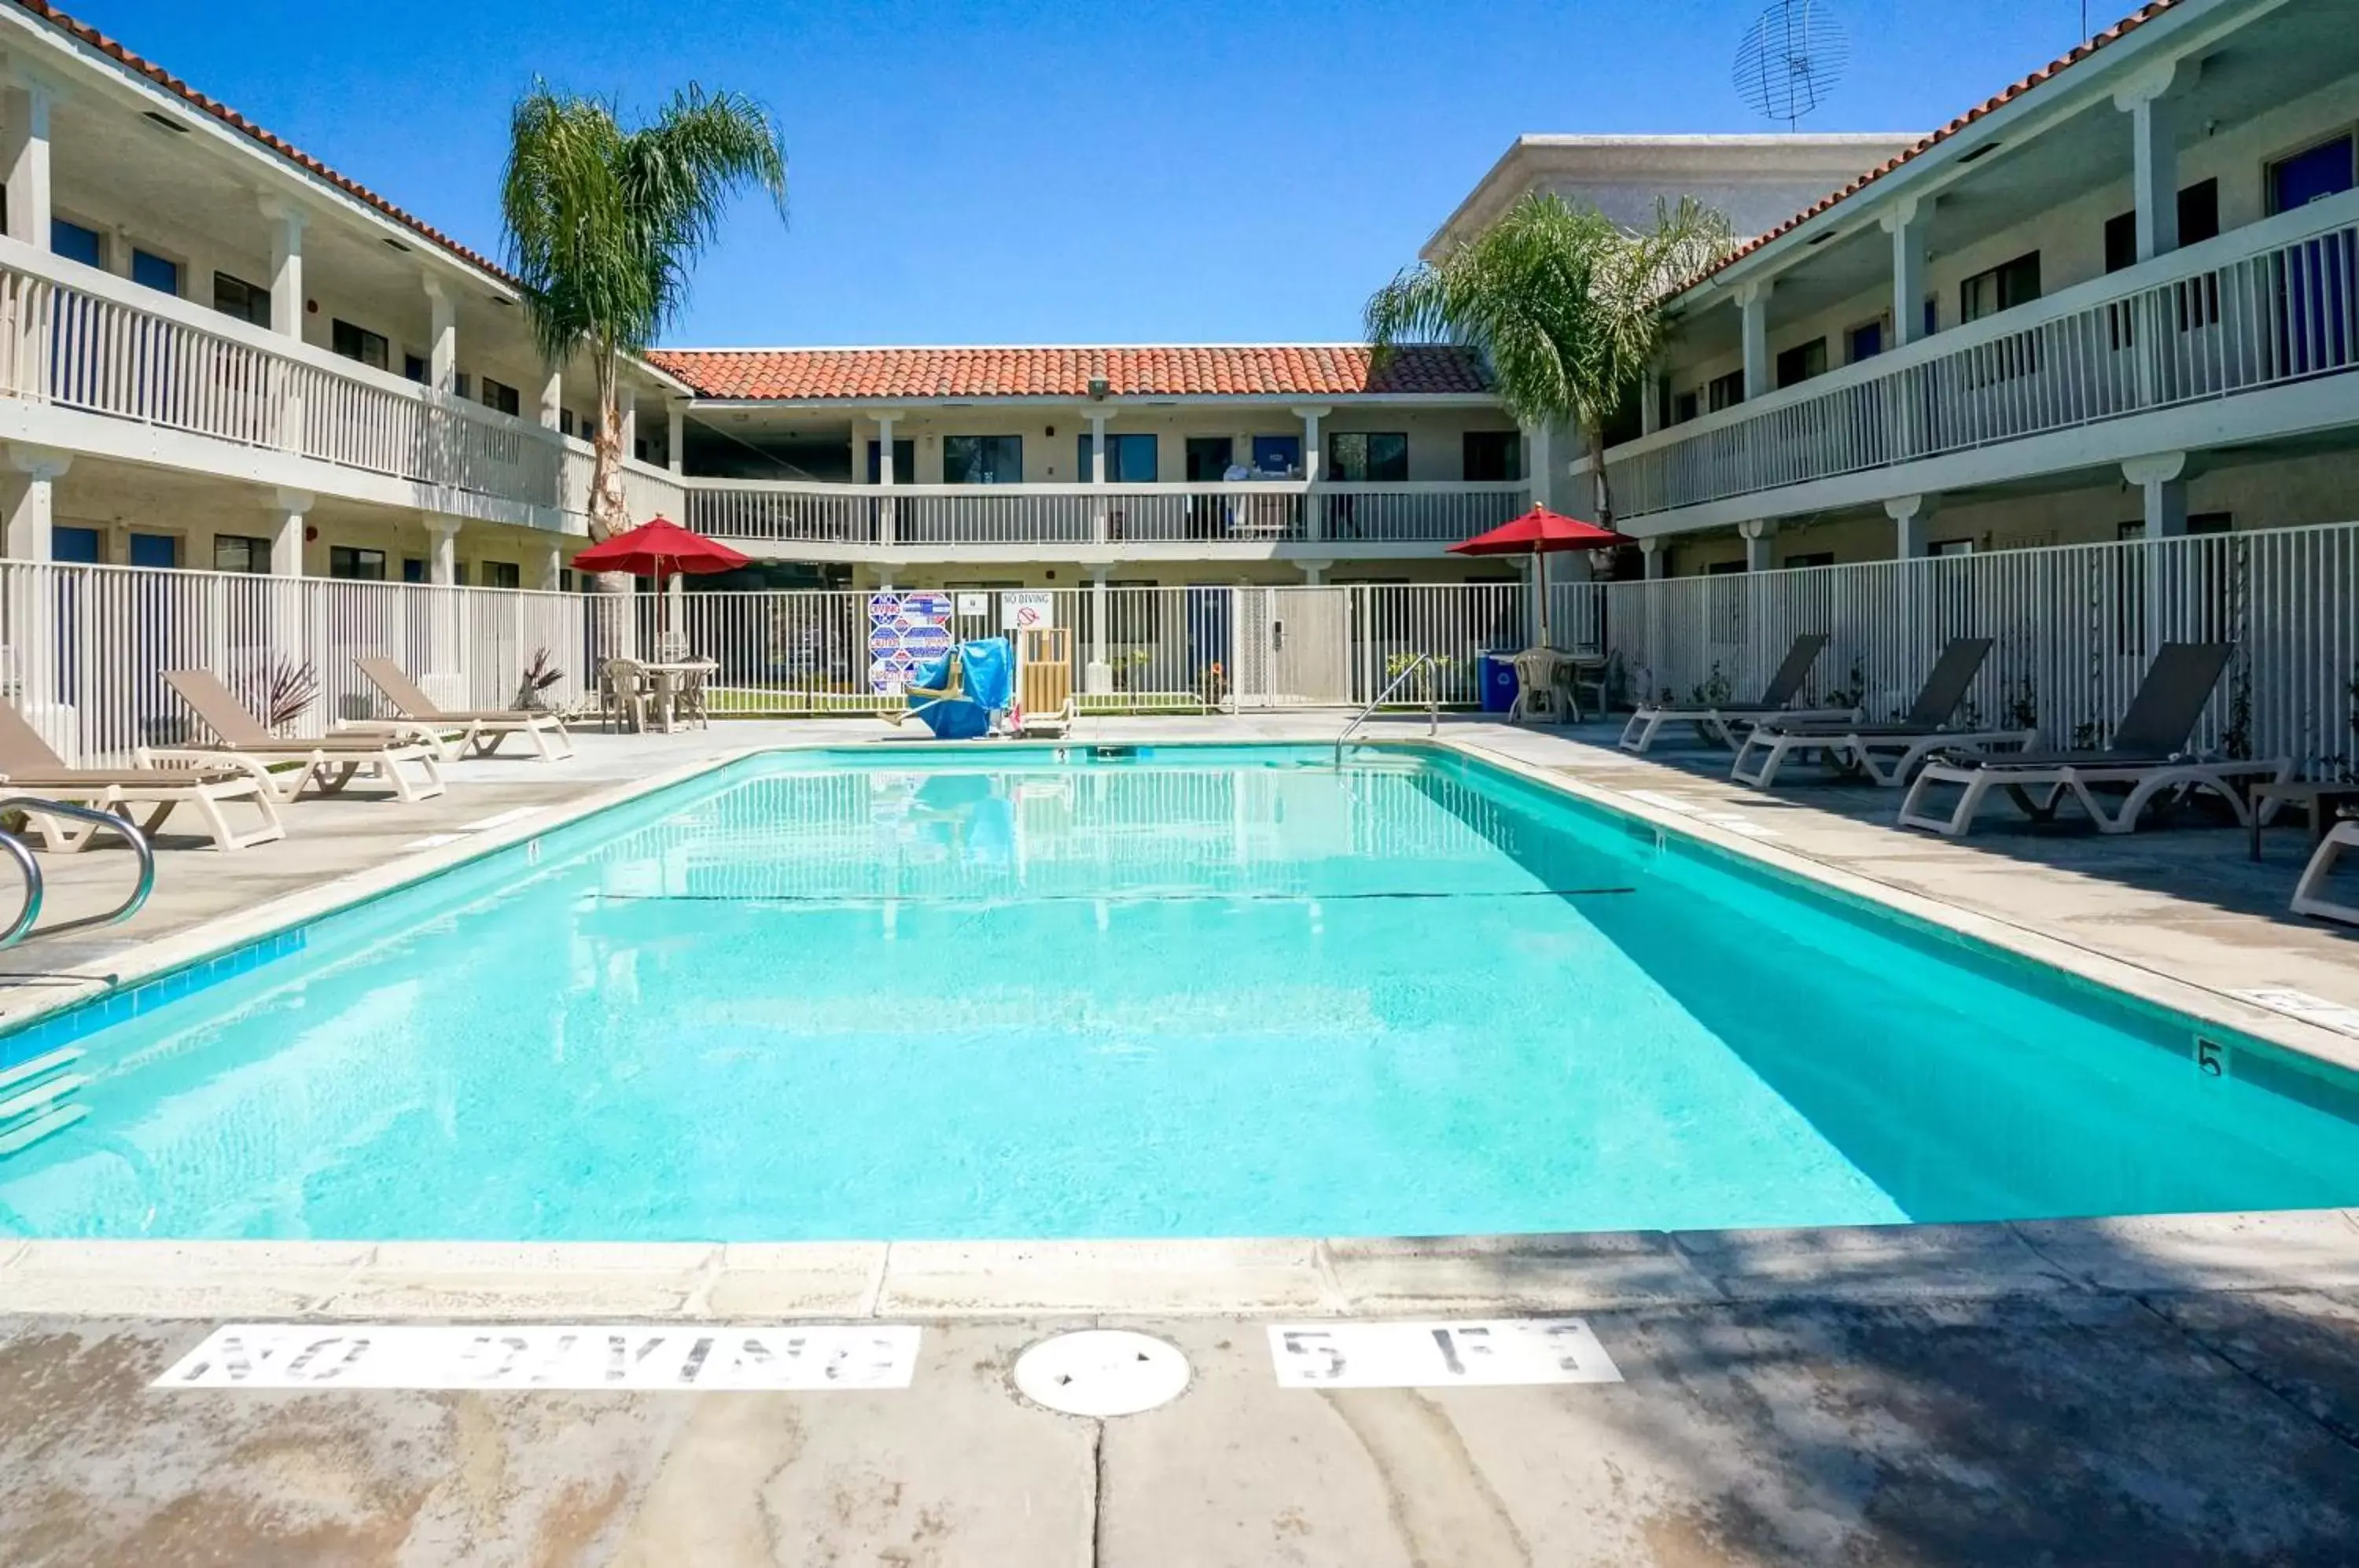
[1618,634,1852,753]
[1897,642,2290,837]
[355,657,574,761]
[1732,638,2033,788]
[150,669,447,804]
[2292,820,2359,926]
[0,701,284,852]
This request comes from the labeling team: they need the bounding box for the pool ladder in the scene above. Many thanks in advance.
[1335,653,1441,766]
[0,797,156,951]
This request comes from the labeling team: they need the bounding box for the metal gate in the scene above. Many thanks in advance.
[1231,587,1353,707]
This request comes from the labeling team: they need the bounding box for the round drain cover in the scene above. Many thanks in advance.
[1012,1330,1190,1417]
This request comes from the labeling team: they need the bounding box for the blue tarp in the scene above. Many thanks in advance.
[905,638,1013,739]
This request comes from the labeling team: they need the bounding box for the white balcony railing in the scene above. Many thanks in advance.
[1607,190,2359,518]
[682,478,1530,549]
[0,236,566,518]
[560,441,686,531]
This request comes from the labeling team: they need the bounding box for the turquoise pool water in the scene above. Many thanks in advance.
[2,745,2357,1242]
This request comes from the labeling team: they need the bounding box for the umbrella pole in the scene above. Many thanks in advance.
[1535,548,1550,647]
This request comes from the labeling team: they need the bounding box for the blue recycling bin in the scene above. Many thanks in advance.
[1478,653,1520,714]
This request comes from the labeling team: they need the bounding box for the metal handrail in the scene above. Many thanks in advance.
[1335,653,1441,766]
[0,798,155,950]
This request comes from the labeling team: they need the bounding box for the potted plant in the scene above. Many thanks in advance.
[513,646,566,712]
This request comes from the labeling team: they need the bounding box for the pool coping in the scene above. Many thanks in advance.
[6,1211,2358,1320]
[5,731,2359,1323]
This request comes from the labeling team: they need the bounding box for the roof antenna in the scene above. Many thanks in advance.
[1732,0,1851,132]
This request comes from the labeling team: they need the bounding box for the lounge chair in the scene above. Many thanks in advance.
[354,657,574,761]
[1896,641,2289,837]
[0,700,283,852]
[2292,821,2359,926]
[149,670,447,804]
[1617,634,1849,753]
[1730,638,2032,788]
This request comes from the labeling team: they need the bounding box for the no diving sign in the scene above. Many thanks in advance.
[1001,590,1055,631]
[156,1323,921,1391]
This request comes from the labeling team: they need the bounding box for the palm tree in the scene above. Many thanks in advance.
[1365,193,1729,527]
[502,83,789,544]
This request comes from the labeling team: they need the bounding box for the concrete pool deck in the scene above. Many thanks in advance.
[2,713,2358,1562]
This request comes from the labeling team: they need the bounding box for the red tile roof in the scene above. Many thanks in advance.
[646,344,1493,401]
[1672,0,2184,299]
[8,0,520,288]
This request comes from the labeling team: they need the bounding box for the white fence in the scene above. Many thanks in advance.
[1558,521,2359,778]
[0,238,565,517]
[635,583,1529,714]
[681,479,1530,548]
[0,562,588,764]
[1607,190,2359,517]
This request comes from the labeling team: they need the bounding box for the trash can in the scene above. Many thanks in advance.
[1478,653,1520,714]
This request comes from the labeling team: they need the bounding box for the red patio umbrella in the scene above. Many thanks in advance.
[569,516,750,638]
[1448,505,1630,646]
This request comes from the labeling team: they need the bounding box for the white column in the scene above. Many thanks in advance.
[1,78,53,251]
[1640,537,1667,580]
[1640,372,1662,436]
[618,384,639,462]
[263,202,306,338]
[1737,282,1772,402]
[426,517,460,584]
[1086,567,1111,694]
[1522,422,1557,513]
[539,366,563,429]
[1087,411,1111,544]
[2116,60,2195,264]
[1294,404,1329,545]
[1739,519,1776,572]
[535,541,562,592]
[1293,405,1328,483]
[2,444,70,560]
[2123,453,2189,538]
[667,403,686,475]
[270,488,311,577]
[424,279,456,393]
[1886,493,1938,558]
[1301,560,1329,586]
[1880,197,1930,348]
[874,414,897,548]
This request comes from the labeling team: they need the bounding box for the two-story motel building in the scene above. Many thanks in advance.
[0,0,2350,601]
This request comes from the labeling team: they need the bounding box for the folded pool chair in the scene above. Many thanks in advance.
[1730,638,2033,789]
[0,700,284,852]
[1895,641,2289,837]
[2292,820,2359,926]
[1617,634,1850,754]
[149,670,447,804]
[354,657,575,762]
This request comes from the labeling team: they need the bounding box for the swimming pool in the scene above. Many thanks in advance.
[2,743,2356,1242]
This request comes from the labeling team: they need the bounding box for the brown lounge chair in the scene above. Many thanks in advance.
[354,657,575,761]
[148,670,447,804]
[0,700,283,852]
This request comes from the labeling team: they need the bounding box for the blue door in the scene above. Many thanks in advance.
[50,526,101,563]
[128,532,178,569]
[1249,436,1301,476]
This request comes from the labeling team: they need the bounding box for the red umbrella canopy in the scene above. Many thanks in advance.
[1448,505,1631,557]
[569,516,751,579]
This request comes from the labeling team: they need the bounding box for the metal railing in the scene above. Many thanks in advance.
[1335,652,1441,764]
[1554,519,2359,779]
[681,478,1531,548]
[1606,190,2359,518]
[0,237,566,517]
[0,797,154,948]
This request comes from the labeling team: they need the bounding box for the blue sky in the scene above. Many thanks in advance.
[87,0,2107,346]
